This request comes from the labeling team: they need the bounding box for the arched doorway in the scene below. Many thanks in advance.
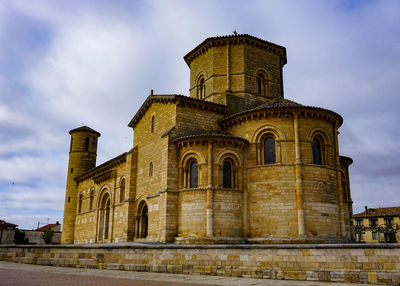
[136,201,148,239]
[98,192,111,241]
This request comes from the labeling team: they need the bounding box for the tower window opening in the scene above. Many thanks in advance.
[85,137,90,151]
[197,77,205,99]
[151,116,155,133]
[70,168,73,174]
[256,72,268,97]
[78,193,83,213]
[149,162,153,177]
[257,74,263,95]
[89,189,94,210]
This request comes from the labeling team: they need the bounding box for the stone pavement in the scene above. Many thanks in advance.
[0,261,367,286]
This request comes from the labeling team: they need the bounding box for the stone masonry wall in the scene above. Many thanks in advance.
[1,244,400,284]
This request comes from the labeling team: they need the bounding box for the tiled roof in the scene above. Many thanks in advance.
[173,131,248,143]
[220,97,343,127]
[69,126,101,136]
[353,207,400,218]
[184,34,287,66]
[74,152,128,182]
[36,222,60,232]
[128,94,226,128]
[0,219,17,228]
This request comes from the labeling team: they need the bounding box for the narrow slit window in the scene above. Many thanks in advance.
[312,138,322,165]
[78,193,83,213]
[257,74,264,95]
[189,160,198,188]
[89,189,94,210]
[85,137,89,151]
[223,160,232,188]
[120,179,125,202]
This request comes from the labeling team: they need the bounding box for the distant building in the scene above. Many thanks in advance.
[36,221,61,232]
[353,206,400,243]
[0,220,62,244]
[0,220,17,244]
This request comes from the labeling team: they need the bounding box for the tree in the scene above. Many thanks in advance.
[354,223,400,243]
[41,228,54,245]
[14,229,29,244]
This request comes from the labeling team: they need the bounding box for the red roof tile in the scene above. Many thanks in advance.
[353,206,400,218]
[36,222,60,232]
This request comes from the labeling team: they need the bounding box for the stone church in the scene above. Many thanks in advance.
[61,34,353,245]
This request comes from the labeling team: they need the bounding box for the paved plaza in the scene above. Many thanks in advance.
[0,261,368,286]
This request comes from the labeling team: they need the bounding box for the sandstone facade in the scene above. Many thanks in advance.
[61,34,353,245]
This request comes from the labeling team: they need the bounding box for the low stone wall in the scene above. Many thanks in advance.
[1,243,400,284]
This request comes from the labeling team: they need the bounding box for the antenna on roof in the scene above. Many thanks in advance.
[233,30,238,36]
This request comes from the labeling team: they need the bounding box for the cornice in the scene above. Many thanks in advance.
[220,106,343,129]
[75,152,127,183]
[184,34,287,67]
[128,94,226,129]
[174,133,248,149]
[340,155,353,166]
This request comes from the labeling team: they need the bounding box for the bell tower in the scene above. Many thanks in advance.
[184,34,287,109]
[61,126,100,244]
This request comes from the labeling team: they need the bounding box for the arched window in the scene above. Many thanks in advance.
[151,115,155,133]
[223,160,232,188]
[78,193,83,213]
[263,136,276,164]
[85,137,89,151]
[149,162,153,177]
[189,160,198,188]
[197,77,205,99]
[312,137,322,165]
[257,73,265,96]
[89,189,94,210]
[120,179,125,202]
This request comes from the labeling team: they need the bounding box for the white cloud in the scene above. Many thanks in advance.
[0,0,399,227]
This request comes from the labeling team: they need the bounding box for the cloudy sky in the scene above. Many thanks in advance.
[0,0,399,229]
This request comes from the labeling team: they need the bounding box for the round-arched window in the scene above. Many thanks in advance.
[263,136,276,164]
[189,160,198,188]
[222,160,233,188]
[312,137,322,165]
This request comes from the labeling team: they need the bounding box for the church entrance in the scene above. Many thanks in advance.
[136,201,148,239]
[98,192,111,241]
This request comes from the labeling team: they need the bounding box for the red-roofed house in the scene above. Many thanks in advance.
[36,221,61,232]
[353,206,400,243]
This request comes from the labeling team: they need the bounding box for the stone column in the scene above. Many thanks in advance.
[179,166,184,189]
[334,123,346,237]
[293,113,305,237]
[110,183,116,242]
[226,43,231,91]
[242,173,249,238]
[206,141,214,237]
